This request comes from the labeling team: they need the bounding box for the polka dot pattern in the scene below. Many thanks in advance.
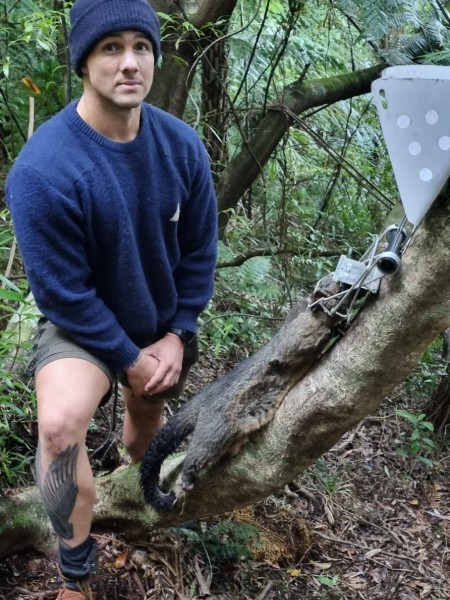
[371,65,450,225]
[396,109,450,183]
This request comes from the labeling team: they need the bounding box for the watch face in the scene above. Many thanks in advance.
[169,328,195,343]
[182,330,195,344]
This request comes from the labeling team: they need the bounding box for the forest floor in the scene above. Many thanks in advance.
[0,354,449,600]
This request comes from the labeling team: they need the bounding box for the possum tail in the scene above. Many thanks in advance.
[140,414,194,511]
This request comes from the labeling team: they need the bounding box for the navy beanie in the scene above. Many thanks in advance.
[69,0,161,77]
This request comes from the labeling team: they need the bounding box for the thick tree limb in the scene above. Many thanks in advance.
[172,184,450,516]
[109,180,450,511]
[216,247,343,268]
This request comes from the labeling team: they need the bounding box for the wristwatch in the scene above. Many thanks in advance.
[166,327,195,344]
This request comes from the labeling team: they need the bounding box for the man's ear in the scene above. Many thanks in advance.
[81,63,88,76]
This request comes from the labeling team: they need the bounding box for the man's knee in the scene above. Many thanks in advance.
[36,358,110,434]
[37,407,89,458]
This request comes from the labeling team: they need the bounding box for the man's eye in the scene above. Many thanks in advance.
[136,43,151,52]
[104,43,119,52]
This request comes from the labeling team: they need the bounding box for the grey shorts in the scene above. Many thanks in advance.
[27,319,199,403]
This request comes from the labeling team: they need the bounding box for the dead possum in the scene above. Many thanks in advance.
[140,288,343,512]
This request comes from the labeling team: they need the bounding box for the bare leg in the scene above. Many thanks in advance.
[122,387,165,463]
[35,358,110,547]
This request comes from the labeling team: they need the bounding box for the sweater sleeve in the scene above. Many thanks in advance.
[168,140,218,332]
[6,165,141,371]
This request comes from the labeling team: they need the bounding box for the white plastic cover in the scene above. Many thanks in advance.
[371,65,450,225]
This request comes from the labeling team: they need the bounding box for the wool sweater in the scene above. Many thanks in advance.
[6,101,218,371]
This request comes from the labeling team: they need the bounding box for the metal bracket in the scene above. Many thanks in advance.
[309,218,409,321]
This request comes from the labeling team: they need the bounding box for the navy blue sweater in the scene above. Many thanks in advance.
[6,102,217,371]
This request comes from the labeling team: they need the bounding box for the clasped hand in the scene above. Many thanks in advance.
[125,334,184,397]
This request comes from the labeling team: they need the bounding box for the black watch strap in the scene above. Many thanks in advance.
[167,327,195,344]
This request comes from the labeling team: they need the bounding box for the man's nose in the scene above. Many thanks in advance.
[120,49,139,71]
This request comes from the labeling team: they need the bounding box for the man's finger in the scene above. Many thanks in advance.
[144,370,170,393]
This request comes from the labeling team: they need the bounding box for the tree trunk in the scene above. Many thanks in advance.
[201,19,230,179]
[2,180,450,558]
[147,0,238,117]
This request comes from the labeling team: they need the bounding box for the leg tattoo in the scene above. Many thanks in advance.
[37,444,80,540]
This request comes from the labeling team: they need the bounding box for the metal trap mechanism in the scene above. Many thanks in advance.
[309,220,408,320]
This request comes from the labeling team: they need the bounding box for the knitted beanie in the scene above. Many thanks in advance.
[69,0,161,76]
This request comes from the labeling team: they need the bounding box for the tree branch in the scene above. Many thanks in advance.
[216,247,343,269]
[216,63,385,232]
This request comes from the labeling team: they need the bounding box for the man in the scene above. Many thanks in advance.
[6,0,218,597]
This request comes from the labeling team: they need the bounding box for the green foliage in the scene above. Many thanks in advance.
[307,459,353,499]
[405,336,446,394]
[215,0,399,298]
[0,296,38,490]
[332,0,448,66]
[0,377,36,488]
[200,240,285,358]
[395,409,436,468]
[0,0,72,162]
[181,519,262,563]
